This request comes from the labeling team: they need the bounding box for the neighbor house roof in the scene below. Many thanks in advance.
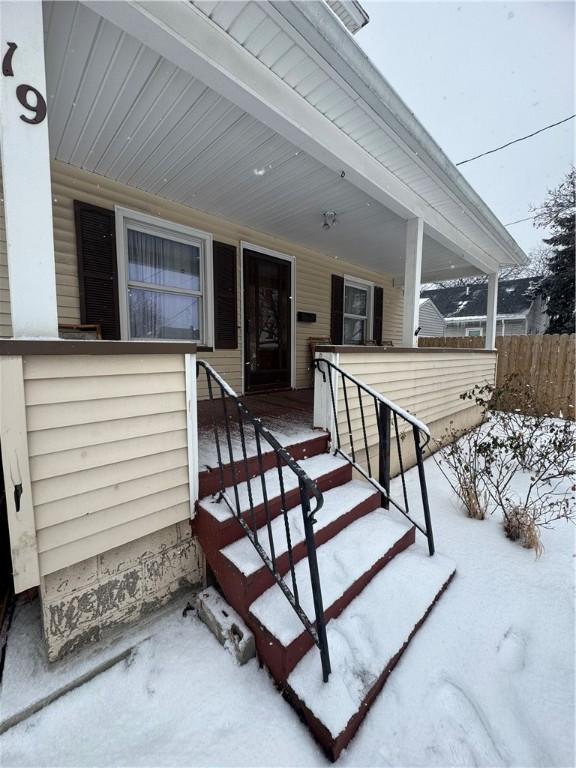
[421,277,543,320]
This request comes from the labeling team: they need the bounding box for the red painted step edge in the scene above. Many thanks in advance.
[198,433,329,498]
[204,491,381,620]
[283,570,456,762]
[250,525,416,685]
[194,463,352,553]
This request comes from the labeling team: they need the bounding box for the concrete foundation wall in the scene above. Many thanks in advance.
[40,520,204,661]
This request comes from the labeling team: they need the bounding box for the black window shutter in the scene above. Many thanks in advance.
[213,241,237,349]
[373,286,384,345]
[74,201,120,340]
[331,274,344,345]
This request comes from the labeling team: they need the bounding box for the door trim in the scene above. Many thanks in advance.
[240,241,296,394]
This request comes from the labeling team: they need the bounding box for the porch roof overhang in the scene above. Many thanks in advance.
[43,0,526,284]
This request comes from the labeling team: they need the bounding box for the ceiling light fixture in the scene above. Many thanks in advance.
[322,211,338,230]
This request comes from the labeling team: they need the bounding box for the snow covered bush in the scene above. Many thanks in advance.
[435,379,575,554]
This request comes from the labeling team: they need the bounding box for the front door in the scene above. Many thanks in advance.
[243,249,292,393]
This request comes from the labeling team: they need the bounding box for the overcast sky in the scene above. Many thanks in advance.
[356,1,575,258]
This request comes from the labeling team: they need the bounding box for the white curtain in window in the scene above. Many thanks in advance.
[127,229,200,290]
[126,227,202,340]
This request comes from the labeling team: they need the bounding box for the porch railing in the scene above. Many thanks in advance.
[314,357,435,556]
[196,360,331,682]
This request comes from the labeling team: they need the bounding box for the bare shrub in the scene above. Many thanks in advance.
[435,417,491,520]
[435,378,575,553]
[503,506,544,557]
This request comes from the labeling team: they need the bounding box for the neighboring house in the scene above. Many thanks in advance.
[418,297,447,337]
[0,0,527,755]
[421,277,547,337]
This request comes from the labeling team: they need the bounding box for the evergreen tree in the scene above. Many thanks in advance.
[534,169,575,334]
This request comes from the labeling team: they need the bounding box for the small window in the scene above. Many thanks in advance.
[466,328,482,337]
[343,279,372,344]
[117,209,212,343]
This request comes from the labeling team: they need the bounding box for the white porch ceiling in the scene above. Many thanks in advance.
[42,1,478,281]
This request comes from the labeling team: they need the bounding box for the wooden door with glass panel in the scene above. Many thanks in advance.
[243,249,292,392]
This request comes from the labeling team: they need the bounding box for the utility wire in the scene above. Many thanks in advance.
[505,205,574,227]
[456,114,576,166]
[505,215,536,227]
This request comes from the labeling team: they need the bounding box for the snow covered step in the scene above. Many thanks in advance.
[199,453,350,523]
[210,481,380,613]
[221,481,378,577]
[248,510,415,682]
[198,432,329,498]
[286,548,456,760]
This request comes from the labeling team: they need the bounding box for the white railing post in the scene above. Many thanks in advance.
[485,273,498,350]
[402,217,424,347]
[0,1,58,337]
[185,353,199,514]
[313,351,339,443]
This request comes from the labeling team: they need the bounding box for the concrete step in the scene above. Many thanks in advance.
[195,453,351,553]
[285,548,456,760]
[198,432,329,498]
[248,510,416,683]
[213,481,380,614]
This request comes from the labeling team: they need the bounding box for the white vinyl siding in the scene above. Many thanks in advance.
[418,299,446,337]
[336,349,497,455]
[22,353,191,577]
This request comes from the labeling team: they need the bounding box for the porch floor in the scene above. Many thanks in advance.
[197,389,320,472]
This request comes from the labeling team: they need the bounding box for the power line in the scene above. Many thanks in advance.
[456,114,576,166]
[505,215,535,226]
[504,205,574,227]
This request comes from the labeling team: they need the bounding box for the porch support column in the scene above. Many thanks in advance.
[0,1,58,337]
[485,272,498,350]
[402,217,424,347]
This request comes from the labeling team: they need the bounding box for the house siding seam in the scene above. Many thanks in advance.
[1,161,405,389]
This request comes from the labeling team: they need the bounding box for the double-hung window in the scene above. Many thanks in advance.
[117,208,212,344]
[343,278,373,344]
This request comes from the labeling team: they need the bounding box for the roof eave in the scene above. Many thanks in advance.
[271,0,528,267]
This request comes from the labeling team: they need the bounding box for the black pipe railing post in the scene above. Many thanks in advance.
[378,402,391,510]
[414,425,435,556]
[300,481,331,683]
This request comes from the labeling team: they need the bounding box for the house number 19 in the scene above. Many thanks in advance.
[2,41,47,125]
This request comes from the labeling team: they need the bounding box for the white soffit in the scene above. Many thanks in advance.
[43,0,477,280]
[191,0,526,268]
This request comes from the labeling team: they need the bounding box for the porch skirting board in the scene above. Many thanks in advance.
[39,521,204,662]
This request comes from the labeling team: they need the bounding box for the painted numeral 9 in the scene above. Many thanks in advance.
[16,83,47,124]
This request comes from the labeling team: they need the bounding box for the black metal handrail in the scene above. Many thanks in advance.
[196,360,331,681]
[314,357,435,556]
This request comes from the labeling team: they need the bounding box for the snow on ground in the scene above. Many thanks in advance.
[1,427,574,767]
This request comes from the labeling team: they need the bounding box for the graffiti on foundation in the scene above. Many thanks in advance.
[144,539,197,587]
[48,569,141,639]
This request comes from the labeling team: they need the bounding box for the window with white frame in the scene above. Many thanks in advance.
[117,209,212,343]
[343,278,373,344]
[465,327,483,337]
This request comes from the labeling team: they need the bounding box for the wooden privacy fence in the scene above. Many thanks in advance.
[419,334,575,420]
